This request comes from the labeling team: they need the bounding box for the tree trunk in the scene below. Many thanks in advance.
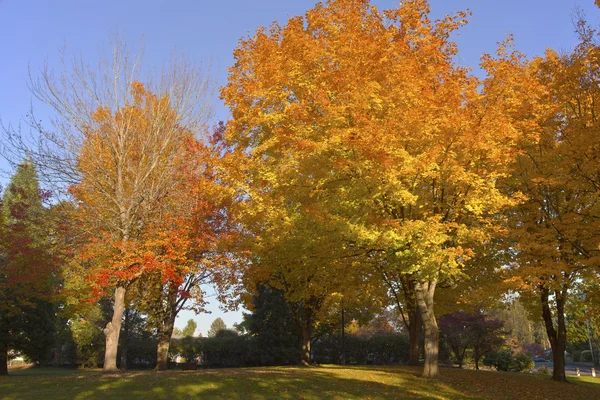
[415,279,439,378]
[300,306,313,366]
[541,287,568,383]
[474,348,481,370]
[155,318,175,371]
[453,345,464,368]
[408,307,422,366]
[103,286,126,372]
[341,306,346,365]
[52,334,61,367]
[0,340,8,376]
[119,308,130,370]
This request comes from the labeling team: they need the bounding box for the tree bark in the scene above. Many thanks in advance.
[300,305,313,366]
[0,340,8,376]
[541,286,568,383]
[155,317,176,371]
[103,286,126,372]
[415,279,439,377]
[384,273,422,366]
[408,307,422,366]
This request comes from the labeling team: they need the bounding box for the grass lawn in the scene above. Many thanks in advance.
[1,365,599,400]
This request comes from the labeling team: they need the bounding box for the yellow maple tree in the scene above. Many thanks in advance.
[223,0,535,376]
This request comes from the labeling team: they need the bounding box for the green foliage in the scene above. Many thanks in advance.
[169,335,296,367]
[537,365,550,375]
[207,317,227,338]
[214,329,238,338]
[69,305,107,368]
[0,160,58,369]
[312,333,409,365]
[182,319,197,337]
[489,300,547,348]
[169,331,409,368]
[119,335,157,369]
[483,349,534,372]
[512,352,535,373]
[483,349,513,371]
[238,285,301,365]
[581,350,600,363]
[9,300,56,365]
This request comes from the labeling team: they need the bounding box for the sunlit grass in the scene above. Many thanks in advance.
[1,365,599,399]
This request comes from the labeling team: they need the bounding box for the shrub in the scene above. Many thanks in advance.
[215,329,239,338]
[580,350,600,363]
[312,333,409,365]
[538,366,550,375]
[121,335,157,369]
[169,332,410,367]
[512,352,535,372]
[484,349,513,371]
[169,335,300,367]
[572,351,581,362]
[483,349,533,372]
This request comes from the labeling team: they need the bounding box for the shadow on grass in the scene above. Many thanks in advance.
[1,365,599,400]
[7,367,100,376]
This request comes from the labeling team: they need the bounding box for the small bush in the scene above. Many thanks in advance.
[483,349,533,372]
[572,351,581,362]
[537,366,550,375]
[512,353,535,372]
[484,349,513,371]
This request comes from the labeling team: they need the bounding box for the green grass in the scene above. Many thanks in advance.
[1,365,599,399]
[569,375,600,387]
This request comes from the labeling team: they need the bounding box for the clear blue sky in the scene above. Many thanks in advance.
[1,0,599,335]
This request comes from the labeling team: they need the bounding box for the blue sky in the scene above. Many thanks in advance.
[1,0,599,335]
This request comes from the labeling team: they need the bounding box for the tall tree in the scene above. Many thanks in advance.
[504,21,600,381]
[221,0,529,376]
[238,285,301,365]
[2,38,214,372]
[131,127,236,371]
[0,161,58,375]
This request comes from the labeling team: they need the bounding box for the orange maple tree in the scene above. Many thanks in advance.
[222,0,537,376]
[71,81,214,371]
[505,24,600,381]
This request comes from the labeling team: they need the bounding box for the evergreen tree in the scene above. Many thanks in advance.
[240,285,301,365]
[0,160,57,374]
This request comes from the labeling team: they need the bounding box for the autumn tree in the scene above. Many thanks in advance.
[131,125,235,371]
[0,161,58,375]
[506,25,600,381]
[439,311,474,368]
[439,310,505,369]
[2,37,214,372]
[221,0,530,376]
